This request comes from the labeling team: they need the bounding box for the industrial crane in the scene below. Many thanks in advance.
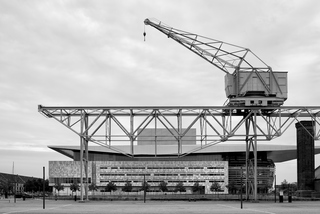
[144,18,287,107]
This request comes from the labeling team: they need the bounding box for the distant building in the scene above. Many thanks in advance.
[48,128,320,195]
[0,172,37,195]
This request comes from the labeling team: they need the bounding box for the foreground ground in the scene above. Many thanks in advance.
[1,198,320,214]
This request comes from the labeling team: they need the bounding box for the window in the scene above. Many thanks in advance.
[180,174,193,176]
[202,173,224,176]
[188,167,203,169]
[100,174,125,176]
[207,166,224,169]
[100,167,109,170]
[126,174,150,176]
[51,177,91,184]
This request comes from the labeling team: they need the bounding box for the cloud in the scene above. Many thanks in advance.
[0,0,319,182]
[0,149,71,177]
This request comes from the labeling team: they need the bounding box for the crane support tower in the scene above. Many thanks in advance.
[144,18,288,107]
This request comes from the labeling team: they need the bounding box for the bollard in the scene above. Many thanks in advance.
[279,195,283,203]
[279,190,283,203]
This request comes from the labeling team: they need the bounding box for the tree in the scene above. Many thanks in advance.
[210,181,221,193]
[53,180,64,196]
[36,179,43,192]
[192,181,201,193]
[280,180,297,195]
[70,182,80,196]
[174,181,185,192]
[159,181,168,192]
[0,180,13,198]
[280,179,289,195]
[24,179,35,192]
[105,181,117,192]
[226,181,237,194]
[26,179,40,192]
[89,182,98,195]
[260,184,271,194]
[24,179,51,193]
[141,181,150,192]
[45,179,52,192]
[288,182,297,193]
[122,181,133,192]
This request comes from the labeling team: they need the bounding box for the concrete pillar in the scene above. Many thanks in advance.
[295,121,315,190]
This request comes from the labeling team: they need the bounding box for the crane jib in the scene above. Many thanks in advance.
[144,18,288,107]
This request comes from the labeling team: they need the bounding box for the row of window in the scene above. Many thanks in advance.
[207,167,224,169]
[100,173,224,177]
[99,180,224,183]
[100,174,152,176]
[100,167,123,170]
[100,166,225,170]
[147,167,186,169]
[50,177,92,184]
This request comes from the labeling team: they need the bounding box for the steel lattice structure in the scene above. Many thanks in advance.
[39,105,320,200]
[144,18,287,106]
[38,105,320,154]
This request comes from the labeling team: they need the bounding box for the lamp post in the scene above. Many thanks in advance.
[274,175,276,203]
[43,166,45,209]
[240,167,243,209]
[143,174,146,203]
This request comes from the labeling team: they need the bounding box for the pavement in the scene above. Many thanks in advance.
[1,198,320,214]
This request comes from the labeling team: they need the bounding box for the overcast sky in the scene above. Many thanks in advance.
[1,0,320,183]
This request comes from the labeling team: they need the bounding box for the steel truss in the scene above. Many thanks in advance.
[38,105,320,201]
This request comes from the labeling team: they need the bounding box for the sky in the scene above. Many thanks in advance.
[1,0,320,183]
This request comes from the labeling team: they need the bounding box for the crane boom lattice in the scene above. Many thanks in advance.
[144,18,288,107]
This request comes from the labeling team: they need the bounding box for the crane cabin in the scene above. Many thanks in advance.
[225,71,287,106]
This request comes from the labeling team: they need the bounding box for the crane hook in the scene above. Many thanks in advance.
[143,24,146,41]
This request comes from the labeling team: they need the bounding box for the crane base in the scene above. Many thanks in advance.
[227,97,285,107]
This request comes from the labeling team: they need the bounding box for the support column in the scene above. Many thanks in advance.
[253,111,258,201]
[84,115,89,201]
[80,112,89,201]
[296,121,315,191]
[245,117,250,200]
[80,120,84,201]
[155,113,157,157]
[245,111,258,201]
[130,111,134,156]
[106,114,111,147]
[177,110,182,155]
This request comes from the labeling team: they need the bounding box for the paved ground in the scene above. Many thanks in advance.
[1,198,320,214]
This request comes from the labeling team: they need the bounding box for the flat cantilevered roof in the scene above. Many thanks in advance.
[48,144,320,163]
